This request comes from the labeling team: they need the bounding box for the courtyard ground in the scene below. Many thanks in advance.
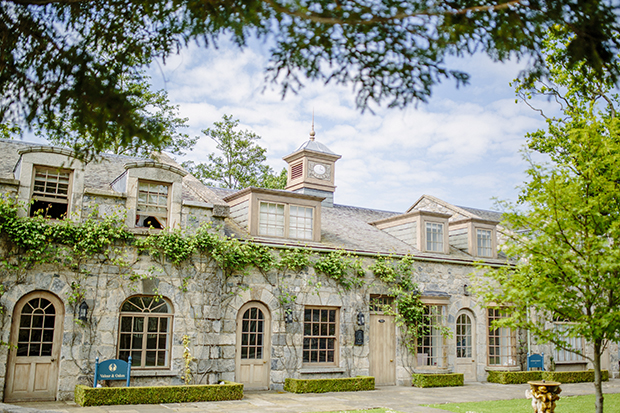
[7,380,620,413]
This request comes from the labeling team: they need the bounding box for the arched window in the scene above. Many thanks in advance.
[118,296,172,369]
[456,313,473,358]
[17,297,56,357]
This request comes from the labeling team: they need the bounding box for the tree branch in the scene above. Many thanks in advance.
[263,0,526,25]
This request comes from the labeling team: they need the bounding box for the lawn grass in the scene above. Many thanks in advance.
[317,409,404,413]
[425,392,620,412]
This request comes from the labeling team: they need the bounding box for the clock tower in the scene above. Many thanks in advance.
[283,123,341,207]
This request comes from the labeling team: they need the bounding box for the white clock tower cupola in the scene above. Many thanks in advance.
[283,121,341,207]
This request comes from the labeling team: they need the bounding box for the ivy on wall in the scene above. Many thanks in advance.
[0,196,433,378]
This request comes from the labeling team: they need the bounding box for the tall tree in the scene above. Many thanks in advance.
[183,115,286,190]
[479,28,620,413]
[2,1,619,160]
[40,74,195,159]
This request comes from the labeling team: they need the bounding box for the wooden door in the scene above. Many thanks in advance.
[235,302,270,390]
[5,291,64,402]
[455,312,477,381]
[369,314,396,385]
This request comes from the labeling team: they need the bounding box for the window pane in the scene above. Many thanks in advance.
[303,307,338,365]
[426,223,444,252]
[119,297,172,368]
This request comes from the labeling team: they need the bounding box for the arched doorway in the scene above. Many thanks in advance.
[235,301,271,390]
[5,291,65,402]
[455,310,477,381]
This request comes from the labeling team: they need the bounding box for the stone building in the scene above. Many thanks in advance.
[0,135,615,402]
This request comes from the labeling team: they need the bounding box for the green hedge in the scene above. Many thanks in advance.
[74,382,243,406]
[487,371,542,384]
[542,370,609,384]
[284,376,375,393]
[411,373,464,388]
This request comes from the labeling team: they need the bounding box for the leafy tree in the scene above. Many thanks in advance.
[0,123,21,140]
[39,74,195,159]
[480,28,620,413]
[183,115,286,190]
[2,1,619,159]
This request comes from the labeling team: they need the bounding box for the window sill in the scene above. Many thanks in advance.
[485,365,520,372]
[555,361,587,365]
[130,369,178,377]
[129,227,164,235]
[414,367,450,373]
[299,367,345,374]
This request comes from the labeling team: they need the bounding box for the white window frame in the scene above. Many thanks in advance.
[135,180,171,229]
[417,305,447,368]
[257,201,315,240]
[30,166,73,219]
[476,228,493,257]
[426,222,444,252]
[487,308,517,367]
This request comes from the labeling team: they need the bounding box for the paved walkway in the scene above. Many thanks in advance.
[10,380,620,413]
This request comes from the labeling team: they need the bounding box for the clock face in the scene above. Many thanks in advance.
[313,164,326,175]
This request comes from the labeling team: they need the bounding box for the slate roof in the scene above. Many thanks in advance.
[294,138,338,156]
[456,205,503,223]
[0,139,506,263]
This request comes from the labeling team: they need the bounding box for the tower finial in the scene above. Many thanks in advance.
[310,109,315,140]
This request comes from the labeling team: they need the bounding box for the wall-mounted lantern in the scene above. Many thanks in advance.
[78,300,89,322]
[357,311,365,326]
[463,284,470,296]
[285,308,294,324]
[355,330,364,345]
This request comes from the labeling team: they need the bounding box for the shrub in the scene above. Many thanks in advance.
[411,373,464,388]
[74,382,243,406]
[487,371,542,384]
[542,370,609,384]
[284,376,375,393]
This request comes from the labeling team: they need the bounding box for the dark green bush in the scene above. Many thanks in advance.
[74,382,243,406]
[411,373,464,388]
[487,371,542,384]
[284,376,374,393]
[542,370,609,384]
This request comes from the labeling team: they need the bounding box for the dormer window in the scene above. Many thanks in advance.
[259,202,285,236]
[426,222,444,252]
[289,205,313,239]
[30,166,72,219]
[477,229,493,257]
[258,201,314,240]
[448,218,498,258]
[136,181,169,229]
[223,188,322,242]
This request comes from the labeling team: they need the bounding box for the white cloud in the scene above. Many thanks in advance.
[149,42,546,211]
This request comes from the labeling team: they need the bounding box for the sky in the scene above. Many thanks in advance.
[145,40,550,213]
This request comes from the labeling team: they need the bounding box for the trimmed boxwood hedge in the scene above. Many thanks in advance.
[411,373,464,388]
[284,376,375,393]
[542,370,609,384]
[487,371,542,384]
[74,382,243,406]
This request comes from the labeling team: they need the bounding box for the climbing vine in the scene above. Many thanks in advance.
[369,255,450,355]
[0,195,434,373]
[313,249,365,290]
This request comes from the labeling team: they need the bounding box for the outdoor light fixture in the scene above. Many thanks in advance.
[78,300,89,322]
[357,311,365,326]
[285,308,293,324]
[463,284,470,296]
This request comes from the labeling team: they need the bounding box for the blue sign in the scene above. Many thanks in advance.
[94,357,132,387]
[527,353,545,371]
